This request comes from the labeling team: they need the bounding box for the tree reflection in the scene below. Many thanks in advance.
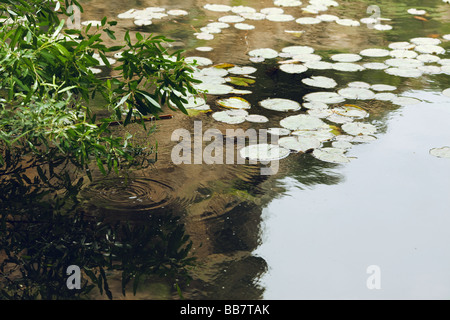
[0,164,196,300]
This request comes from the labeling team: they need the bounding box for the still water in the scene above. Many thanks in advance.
[9,0,450,299]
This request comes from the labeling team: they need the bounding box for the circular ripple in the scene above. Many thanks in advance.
[81,178,174,212]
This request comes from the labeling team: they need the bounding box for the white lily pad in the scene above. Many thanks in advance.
[228,66,257,75]
[391,96,422,105]
[332,105,368,118]
[279,136,321,152]
[196,46,214,52]
[407,8,426,15]
[207,22,230,29]
[326,113,354,124]
[241,12,266,20]
[235,23,256,30]
[218,15,246,23]
[204,4,232,12]
[360,48,390,57]
[307,109,333,118]
[348,81,371,89]
[385,67,423,78]
[332,63,365,72]
[274,0,303,7]
[280,64,308,74]
[430,147,450,158]
[416,54,441,63]
[196,83,234,95]
[304,92,346,104]
[389,50,418,59]
[371,84,397,91]
[292,129,335,142]
[410,37,441,46]
[245,114,269,123]
[313,148,351,163]
[239,144,291,162]
[195,33,214,40]
[443,88,450,97]
[414,45,446,55]
[388,42,415,50]
[342,122,377,135]
[385,58,423,68]
[248,48,279,59]
[303,101,328,110]
[373,24,392,31]
[302,76,337,88]
[259,98,301,112]
[332,140,353,149]
[260,7,284,14]
[330,53,362,62]
[338,88,375,100]
[267,128,291,136]
[280,114,326,131]
[291,53,322,62]
[282,45,315,55]
[316,14,340,22]
[336,18,360,27]
[186,56,213,66]
[418,65,441,74]
[212,109,248,124]
[304,60,334,70]
[168,9,189,16]
[351,135,377,143]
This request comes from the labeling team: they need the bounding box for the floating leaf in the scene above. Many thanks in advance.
[259,98,301,112]
[212,109,248,124]
[280,114,326,131]
[342,122,377,135]
[430,147,450,159]
[279,136,321,152]
[216,97,251,109]
[313,148,351,164]
[228,77,256,87]
[240,144,291,162]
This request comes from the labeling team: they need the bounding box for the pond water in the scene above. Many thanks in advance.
[46,0,450,299]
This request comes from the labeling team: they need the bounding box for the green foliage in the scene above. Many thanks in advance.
[0,0,199,299]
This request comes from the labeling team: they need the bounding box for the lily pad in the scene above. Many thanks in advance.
[267,128,291,136]
[212,109,248,124]
[371,84,397,91]
[389,50,418,59]
[248,48,279,59]
[292,129,335,142]
[410,37,441,46]
[360,48,390,57]
[313,148,351,164]
[281,45,315,55]
[338,88,375,100]
[430,147,450,159]
[330,53,362,62]
[245,114,270,123]
[342,122,377,135]
[336,18,360,27]
[302,76,338,88]
[363,62,389,70]
[280,64,308,74]
[228,66,257,75]
[303,92,346,104]
[227,77,256,87]
[204,4,232,12]
[304,61,334,70]
[332,63,365,72]
[259,98,301,112]
[239,143,291,162]
[332,105,368,118]
[388,42,415,50]
[443,88,450,97]
[280,114,326,131]
[217,97,251,109]
[332,140,353,150]
[385,67,423,78]
[279,136,321,152]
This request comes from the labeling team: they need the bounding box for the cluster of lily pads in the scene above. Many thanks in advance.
[108,0,450,162]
